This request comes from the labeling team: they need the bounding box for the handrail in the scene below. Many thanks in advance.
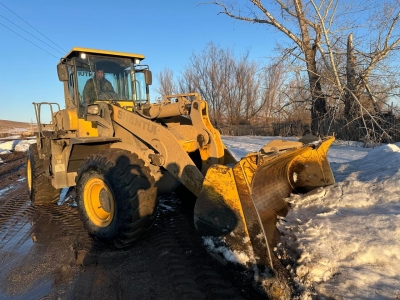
[32,102,61,139]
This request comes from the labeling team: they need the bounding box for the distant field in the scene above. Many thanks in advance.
[0,120,36,138]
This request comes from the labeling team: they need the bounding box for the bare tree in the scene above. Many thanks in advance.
[208,0,400,139]
[259,62,289,122]
[223,51,262,124]
[235,53,262,123]
[282,74,312,122]
[179,42,265,126]
[155,68,177,97]
[156,43,309,131]
[208,0,332,134]
[181,43,227,125]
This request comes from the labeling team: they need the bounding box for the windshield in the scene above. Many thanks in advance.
[76,55,134,104]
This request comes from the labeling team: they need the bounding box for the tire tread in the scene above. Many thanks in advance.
[27,144,61,205]
[75,149,159,248]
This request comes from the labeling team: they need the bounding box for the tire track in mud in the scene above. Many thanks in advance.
[0,155,84,254]
[0,200,35,252]
[0,151,86,243]
[0,151,27,178]
[37,204,86,235]
[0,152,84,299]
[0,152,35,255]
[149,195,264,300]
[65,195,264,300]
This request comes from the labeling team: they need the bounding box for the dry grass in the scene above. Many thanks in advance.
[0,120,36,138]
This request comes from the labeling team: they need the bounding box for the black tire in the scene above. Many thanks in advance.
[27,143,61,205]
[75,149,159,248]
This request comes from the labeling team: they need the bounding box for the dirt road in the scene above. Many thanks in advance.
[0,151,265,300]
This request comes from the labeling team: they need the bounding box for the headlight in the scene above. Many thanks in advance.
[87,104,99,115]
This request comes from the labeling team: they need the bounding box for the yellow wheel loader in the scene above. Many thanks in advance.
[27,48,334,283]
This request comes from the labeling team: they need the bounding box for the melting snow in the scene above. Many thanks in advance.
[0,185,13,197]
[202,236,252,265]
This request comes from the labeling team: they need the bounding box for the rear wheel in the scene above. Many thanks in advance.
[27,143,61,205]
[75,149,159,248]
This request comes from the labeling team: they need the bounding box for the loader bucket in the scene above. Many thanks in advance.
[194,136,335,273]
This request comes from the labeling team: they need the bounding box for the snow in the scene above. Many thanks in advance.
[0,139,36,156]
[203,236,252,265]
[222,136,400,299]
[1,135,399,298]
[0,185,13,197]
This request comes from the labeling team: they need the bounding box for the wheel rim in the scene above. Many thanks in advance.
[84,178,115,227]
[27,159,32,192]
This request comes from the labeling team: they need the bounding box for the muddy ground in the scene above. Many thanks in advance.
[0,151,266,300]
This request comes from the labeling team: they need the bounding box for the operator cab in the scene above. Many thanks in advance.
[57,47,152,117]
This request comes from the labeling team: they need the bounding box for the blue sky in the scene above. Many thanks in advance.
[0,0,276,122]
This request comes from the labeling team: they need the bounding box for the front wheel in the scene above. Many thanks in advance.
[75,149,159,248]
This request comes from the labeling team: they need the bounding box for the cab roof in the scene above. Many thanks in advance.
[63,47,145,60]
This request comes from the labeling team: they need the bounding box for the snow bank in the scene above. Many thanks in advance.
[278,143,400,299]
[14,140,36,152]
[0,139,35,154]
[0,140,17,154]
[222,136,400,298]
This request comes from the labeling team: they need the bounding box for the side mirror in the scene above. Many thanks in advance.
[144,69,152,86]
[57,63,69,81]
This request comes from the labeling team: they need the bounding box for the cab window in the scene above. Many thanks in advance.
[75,56,134,104]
